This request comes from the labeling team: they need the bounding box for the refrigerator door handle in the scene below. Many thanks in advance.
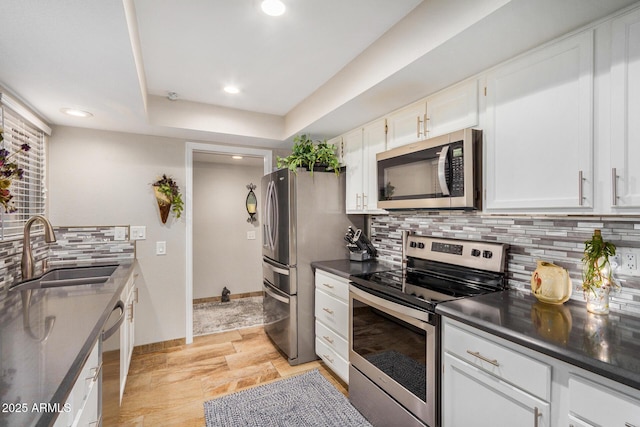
[271,180,279,250]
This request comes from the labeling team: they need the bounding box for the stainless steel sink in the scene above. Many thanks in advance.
[11,264,119,291]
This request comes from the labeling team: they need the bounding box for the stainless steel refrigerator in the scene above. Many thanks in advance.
[262,168,353,365]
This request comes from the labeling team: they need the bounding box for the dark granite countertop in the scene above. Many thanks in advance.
[311,259,399,279]
[436,289,640,391]
[1,260,135,427]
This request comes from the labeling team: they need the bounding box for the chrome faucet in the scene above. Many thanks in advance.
[21,215,56,280]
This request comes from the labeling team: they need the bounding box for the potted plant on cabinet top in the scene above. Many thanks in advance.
[581,229,619,314]
[277,134,340,175]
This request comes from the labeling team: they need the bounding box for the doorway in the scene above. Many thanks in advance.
[185,142,272,344]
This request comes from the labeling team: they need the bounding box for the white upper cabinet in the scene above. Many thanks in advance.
[610,8,640,210]
[386,100,428,150]
[484,30,595,211]
[343,120,387,214]
[426,79,479,139]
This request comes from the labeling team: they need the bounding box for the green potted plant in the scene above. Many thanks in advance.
[277,134,340,175]
[581,229,619,314]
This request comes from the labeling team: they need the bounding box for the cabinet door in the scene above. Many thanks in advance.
[569,374,640,427]
[485,31,594,211]
[327,135,344,165]
[343,128,364,212]
[426,79,478,139]
[611,8,640,209]
[362,119,387,212]
[443,353,550,427]
[386,100,427,149]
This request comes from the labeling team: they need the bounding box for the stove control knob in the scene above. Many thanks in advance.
[471,249,481,257]
[483,250,493,259]
[410,242,417,248]
[418,242,425,249]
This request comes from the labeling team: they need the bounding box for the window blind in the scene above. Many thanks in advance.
[0,95,49,240]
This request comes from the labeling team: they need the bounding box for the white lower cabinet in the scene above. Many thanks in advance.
[442,320,550,427]
[54,339,101,427]
[568,374,640,427]
[120,272,137,402]
[314,269,350,383]
[443,318,640,427]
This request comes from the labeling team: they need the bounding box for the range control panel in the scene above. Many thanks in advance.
[404,233,508,273]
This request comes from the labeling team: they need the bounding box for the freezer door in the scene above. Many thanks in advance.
[261,169,293,265]
[263,257,295,294]
[263,280,297,360]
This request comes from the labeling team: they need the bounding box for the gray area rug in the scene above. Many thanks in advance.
[193,296,263,336]
[203,369,372,427]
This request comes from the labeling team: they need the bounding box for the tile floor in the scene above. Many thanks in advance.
[103,326,347,426]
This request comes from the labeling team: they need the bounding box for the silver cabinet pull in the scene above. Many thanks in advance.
[86,362,102,382]
[625,423,637,427]
[424,114,429,136]
[322,283,334,289]
[534,407,541,427]
[134,287,139,303]
[322,354,334,364]
[323,335,334,344]
[578,170,585,206]
[466,350,499,367]
[612,167,619,206]
[362,193,368,209]
[355,193,361,210]
[417,115,423,138]
[322,307,334,315]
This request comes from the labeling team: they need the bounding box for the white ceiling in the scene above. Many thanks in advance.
[0,0,638,150]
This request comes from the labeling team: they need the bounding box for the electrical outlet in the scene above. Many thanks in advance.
[614,248,640,277]
[114,226,126,241]
[247,231,256,240]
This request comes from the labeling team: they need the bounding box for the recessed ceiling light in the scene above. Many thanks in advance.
[60,108,93,118]
[232,155,243,160]
[224,85,240,94]
[261,0,285,17]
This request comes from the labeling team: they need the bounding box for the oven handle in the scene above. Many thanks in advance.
[350,285,433,329]
[437,145,451,196]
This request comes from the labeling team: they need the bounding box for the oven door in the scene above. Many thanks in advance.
[349,284,438,427]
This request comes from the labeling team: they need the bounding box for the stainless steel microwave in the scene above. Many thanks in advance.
[376,128,482,210]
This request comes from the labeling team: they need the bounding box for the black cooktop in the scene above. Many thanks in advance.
[349,260,506,313]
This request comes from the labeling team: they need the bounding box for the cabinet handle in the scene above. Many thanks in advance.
[417,116,422,138]
[362,193,368,209]
[356,193,361,210]
[625,423,637,427]
[612,167,619,206]
[322,354,334,363]
[128,303,134,322]
[578,170,585,206]
[89,416,102,427]
[134,287,139,303]
[424,114,429,135]
[322,283,335,289]
[323,335,334,344]
[466,350,500,367]
[86,362,103,382]
[534,407,541,427]
[322,307,334,315]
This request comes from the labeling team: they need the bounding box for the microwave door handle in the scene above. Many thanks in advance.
[437,145,451,196]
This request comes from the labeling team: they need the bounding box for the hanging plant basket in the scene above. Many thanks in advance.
[152,174,184,224]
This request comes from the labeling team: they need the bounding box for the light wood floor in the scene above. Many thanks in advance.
[103,326,348,426]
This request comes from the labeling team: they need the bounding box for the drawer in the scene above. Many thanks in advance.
[315,319,348,359]
[315,289,348,338]
[444,323,551,401]
[316,337,349,384]
[315,270,349,301]
[569,374,640,427]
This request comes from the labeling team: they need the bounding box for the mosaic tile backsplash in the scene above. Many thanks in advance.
[370,212,640,316]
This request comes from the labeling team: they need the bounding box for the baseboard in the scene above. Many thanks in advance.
[193,291,263,305]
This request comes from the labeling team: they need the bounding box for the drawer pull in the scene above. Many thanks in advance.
[625,423,637,427]
[323,335,334,344]
[322,354,334,364]
[89,415,102,426]
[86,362,103,382]
[322,283,335,289]
[322,307,334,315]
[466,350,500,367]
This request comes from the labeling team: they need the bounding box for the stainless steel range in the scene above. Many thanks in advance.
[349,233,508,427]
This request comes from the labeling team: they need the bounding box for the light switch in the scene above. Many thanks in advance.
[247,230,256,240]
[114,226,126,241]
[131,226,146,240]
[156,241,166,255]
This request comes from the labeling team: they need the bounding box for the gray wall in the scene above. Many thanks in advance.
[192,161,263,299]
